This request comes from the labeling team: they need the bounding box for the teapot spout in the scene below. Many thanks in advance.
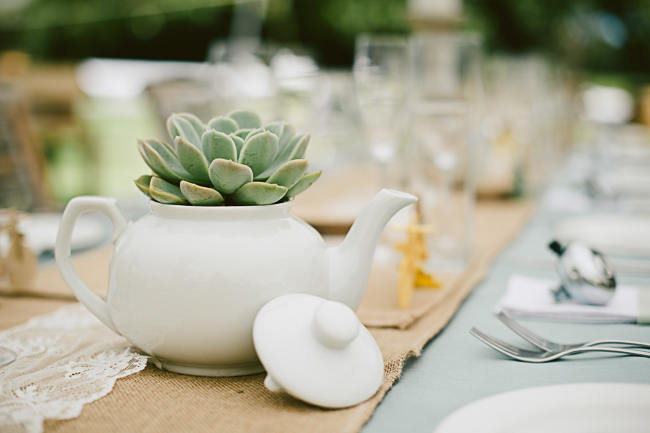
[327,189,417,310]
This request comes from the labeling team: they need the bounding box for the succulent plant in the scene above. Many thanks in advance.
[134,110,321,206]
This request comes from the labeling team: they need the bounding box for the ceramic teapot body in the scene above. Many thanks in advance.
[56,190,416,376]
[112,202,328,375]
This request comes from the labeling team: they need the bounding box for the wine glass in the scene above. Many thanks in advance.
[408,33,483,269]
[353,35,408,185]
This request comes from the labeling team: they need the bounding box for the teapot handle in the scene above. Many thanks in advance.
[55,196,127,333]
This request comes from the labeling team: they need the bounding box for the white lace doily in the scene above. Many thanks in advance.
[0,305,148,433]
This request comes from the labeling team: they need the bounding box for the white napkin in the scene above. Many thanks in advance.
[495,274,646,323]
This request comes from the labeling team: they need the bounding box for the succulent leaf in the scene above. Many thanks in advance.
[279,123,295,148]
[238,131,279,177]
[245,128,265,141]
[202,130,237,162]
[287,170,322,198]
[230,134,245,154]
[180,181,224,205]
[175,137,210,184]
[149,176,187,204]
[266,159,308,189]
[288,133,310,160]
[228,109,262,129]
[208,158,253,194]
[232,182,287,205]
[141,137,175,155]
[207,116,238,134]
[254,132,308,180]
[253,163,279,181]
[177,113,205,137]
[264,122,284,138]
[276,133,304,162]
[234,128,252,140]
[134,175,153,197]
[138,139,183,183]
[167,114,201,148]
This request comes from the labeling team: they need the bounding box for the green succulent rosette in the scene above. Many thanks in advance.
[135,110,321,206]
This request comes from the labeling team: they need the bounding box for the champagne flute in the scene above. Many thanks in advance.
[353,35,408,185]
[408,33,483,269]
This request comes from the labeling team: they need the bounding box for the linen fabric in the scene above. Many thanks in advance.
[0,199,533,433]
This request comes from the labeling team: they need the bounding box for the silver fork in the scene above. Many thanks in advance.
[496,312,650,352]
[469,327,650,362]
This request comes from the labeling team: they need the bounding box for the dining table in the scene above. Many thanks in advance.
[363,155,650,432]
[2,154,649,433]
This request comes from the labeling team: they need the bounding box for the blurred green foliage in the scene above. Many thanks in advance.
[0,0,235,61]
[0,0,649,76]
[465,0,650,77]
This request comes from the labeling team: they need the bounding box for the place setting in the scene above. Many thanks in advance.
[472,236,650,357]
[457,182,650,430]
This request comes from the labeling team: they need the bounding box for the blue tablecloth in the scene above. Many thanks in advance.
[363,167,650,432]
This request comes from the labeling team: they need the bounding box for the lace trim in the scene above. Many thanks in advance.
[0,305,148,433]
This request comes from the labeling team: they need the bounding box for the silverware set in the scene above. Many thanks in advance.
[470,312,650,363]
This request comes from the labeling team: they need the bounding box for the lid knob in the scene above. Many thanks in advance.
[312,301,360,349]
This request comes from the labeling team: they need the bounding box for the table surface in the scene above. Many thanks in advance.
[4,155,649,433]
[363,163,650,432]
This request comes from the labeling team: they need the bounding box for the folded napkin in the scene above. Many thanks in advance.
[495,274,650,324]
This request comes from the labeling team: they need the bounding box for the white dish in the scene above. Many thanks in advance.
[595,170,650,197]
[434,383,650,433]
[553,214,650,257]
[0,213,107,255]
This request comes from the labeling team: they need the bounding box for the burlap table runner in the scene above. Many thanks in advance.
[357,199,534,328]
[3,199,533,330]
[0,199,533,433]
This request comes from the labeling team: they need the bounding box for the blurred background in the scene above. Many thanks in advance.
[2,0,650,267]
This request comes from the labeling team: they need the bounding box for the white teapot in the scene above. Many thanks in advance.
[56,189,415,377]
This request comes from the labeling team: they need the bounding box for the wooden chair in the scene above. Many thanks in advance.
[0,80,54,211]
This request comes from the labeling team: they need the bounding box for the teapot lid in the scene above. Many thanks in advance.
[253,294,383,408]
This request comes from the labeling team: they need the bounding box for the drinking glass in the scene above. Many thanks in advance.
[353,35,408,186]
[408,33,483,269]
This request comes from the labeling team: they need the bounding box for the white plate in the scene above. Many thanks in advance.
[553,214,650,257]
[596,170,650,197]
[434,383,650,433]
[0,213,108,255]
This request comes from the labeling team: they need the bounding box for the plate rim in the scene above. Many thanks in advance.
[434,382,650,433]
